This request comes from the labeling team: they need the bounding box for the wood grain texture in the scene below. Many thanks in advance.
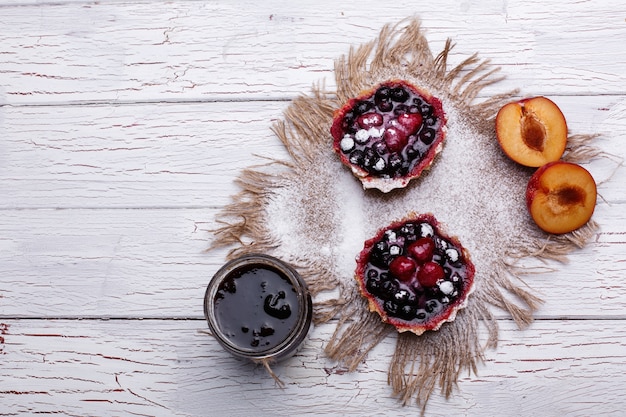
[1,96,624,210]
[0,101,290,209]
[1,319,625,416]
[0,206,625,319]
[1,0,626,415]
[1,0,626,105]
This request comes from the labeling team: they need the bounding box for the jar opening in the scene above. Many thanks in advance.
[204,254,312,362]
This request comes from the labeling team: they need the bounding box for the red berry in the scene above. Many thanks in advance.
[357,112,384,129]
[383,127,407,153]
[408,237,435,264]
[397,112,423,134]
[417,261,445,287]
[389,256,417,282]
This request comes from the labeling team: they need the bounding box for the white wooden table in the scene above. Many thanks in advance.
[2,1,626,416]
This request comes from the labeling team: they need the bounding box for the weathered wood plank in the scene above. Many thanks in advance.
[0,206,624,319]
[1,96,624,210]
[0,100,290,209]
[0,318,625,416]
[1,2,625,416]
[1,0,625,104]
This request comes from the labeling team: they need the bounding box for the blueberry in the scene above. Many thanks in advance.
[432,252,443,264]
[388,153,403,171]
[389,153,402,169]
[389,244,401,256]
[370,251,392,269]
[420,128,436,145]
[384,229,397,242]
[366,275,382,294]
[383,300,399,315]
[416,311,427,320]
[363,147,376,168]
[372,140,388,156]
[367,269,379,280]
[445,248,462,266]
[349,149,364,165]
[339,136,355,153]
[404,234,418,244]
[372,157,386,172]
[434,237,448,250]
[378,240,389,251]
[419,222,434,237]
[341,112,357,134]
[354,100,373,115]
[406,146,420,160]
[394,289,411,303]
[401,223,415,234]
[399,304,416,320]
[393,104,409,115]
[390,87,409,102]
[380,280,399,300]
[424,116,437,126]
[341,119,354,134]
[372,240,387,257]
[420,102,432,116]
[408,105,421,114]
[376,99,393,112]
[375,86,391,101]
[425,300,438,313]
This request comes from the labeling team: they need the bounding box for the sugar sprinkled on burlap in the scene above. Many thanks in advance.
[211,18,599,414]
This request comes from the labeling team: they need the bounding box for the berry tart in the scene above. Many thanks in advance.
[355,213,475,335]
[331,80,447,192]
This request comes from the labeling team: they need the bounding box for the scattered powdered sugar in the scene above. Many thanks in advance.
[264,98,534,298]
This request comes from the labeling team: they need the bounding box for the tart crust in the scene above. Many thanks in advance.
[355,213,475,335]
[331,80,447,192]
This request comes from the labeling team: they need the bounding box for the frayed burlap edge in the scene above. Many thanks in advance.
[210,17,603,414]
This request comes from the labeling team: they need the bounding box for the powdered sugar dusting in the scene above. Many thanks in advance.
[264,97,534,297]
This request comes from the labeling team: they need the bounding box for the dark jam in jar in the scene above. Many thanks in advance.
[213,264,299,351]
[205,254,312,362]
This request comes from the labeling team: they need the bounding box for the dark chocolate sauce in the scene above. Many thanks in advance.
[213,264,299,352]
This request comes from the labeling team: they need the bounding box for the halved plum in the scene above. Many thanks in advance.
[355,213,475,335]
[331,80,447,192]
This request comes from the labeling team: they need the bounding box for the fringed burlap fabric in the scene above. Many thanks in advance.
[211,18,602,414]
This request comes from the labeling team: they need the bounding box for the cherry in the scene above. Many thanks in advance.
[397,112,423,135]
[331,80,446,186]
[408,237,435,263]
[354,214,476,333]
[389,256,417,282]
[417,261,445,287]
[383,127,407,153]
[357,112,384,129]
[384,113,422,152]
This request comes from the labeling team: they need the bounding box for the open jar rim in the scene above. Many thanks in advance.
[204,254,313,362]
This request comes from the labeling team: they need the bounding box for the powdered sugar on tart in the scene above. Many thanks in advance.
[355,213,475,335]
[331,80,447,192]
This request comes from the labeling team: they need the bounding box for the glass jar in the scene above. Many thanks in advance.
[204,254,313,363]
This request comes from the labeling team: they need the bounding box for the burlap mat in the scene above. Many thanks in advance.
[211,18,604,414]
